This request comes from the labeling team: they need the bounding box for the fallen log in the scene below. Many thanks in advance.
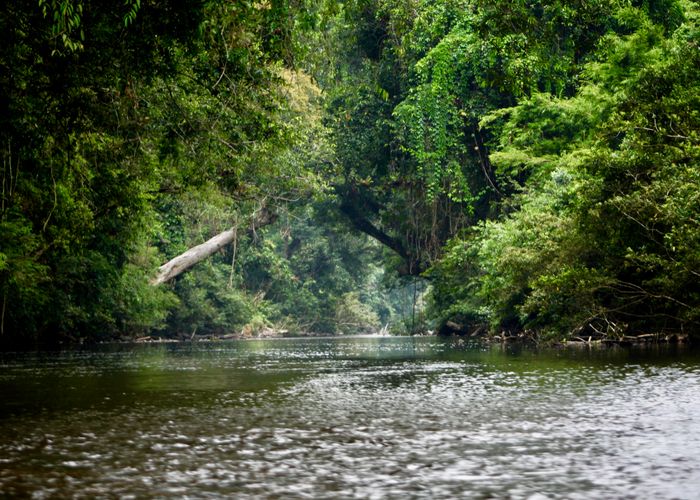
[150,228,237,286]
[150,206,277,286]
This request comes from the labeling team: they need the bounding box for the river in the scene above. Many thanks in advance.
[1,336,699,498]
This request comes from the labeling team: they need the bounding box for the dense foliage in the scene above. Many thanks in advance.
[0,0,389,345]
[1,0,698,345]
[312,0,699,341]
[428,1,699,339]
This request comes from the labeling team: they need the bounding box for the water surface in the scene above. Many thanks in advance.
[1,337,699,498]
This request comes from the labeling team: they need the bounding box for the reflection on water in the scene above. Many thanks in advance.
[1,337,700,498]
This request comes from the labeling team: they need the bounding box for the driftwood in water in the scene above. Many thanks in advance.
[150,206,277,286]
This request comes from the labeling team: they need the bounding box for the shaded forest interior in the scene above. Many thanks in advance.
[1,0,698,346]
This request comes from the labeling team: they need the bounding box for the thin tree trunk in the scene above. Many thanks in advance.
[228,227,238,289]
[1,292,6,336]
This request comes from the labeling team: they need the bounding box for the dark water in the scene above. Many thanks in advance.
[1,337,700,499]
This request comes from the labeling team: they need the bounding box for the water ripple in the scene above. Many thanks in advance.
[1,338,699,499]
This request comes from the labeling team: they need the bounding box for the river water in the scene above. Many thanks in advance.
[1,336,700,499]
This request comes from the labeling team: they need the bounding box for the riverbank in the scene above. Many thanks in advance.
[128,329,693,348]
[489,330,692,347]
[131,328,394,344]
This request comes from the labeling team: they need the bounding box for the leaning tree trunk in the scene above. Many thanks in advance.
[150,228,237,286]
[150,206,277,286]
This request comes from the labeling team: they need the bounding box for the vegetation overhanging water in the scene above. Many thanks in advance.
[3,2,699,497]
[1,0,699,346]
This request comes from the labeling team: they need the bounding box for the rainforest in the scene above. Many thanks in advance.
[1,0,699,347]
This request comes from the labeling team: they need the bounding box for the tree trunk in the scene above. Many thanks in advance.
[150,228,237,286]
[150,206,277,286]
